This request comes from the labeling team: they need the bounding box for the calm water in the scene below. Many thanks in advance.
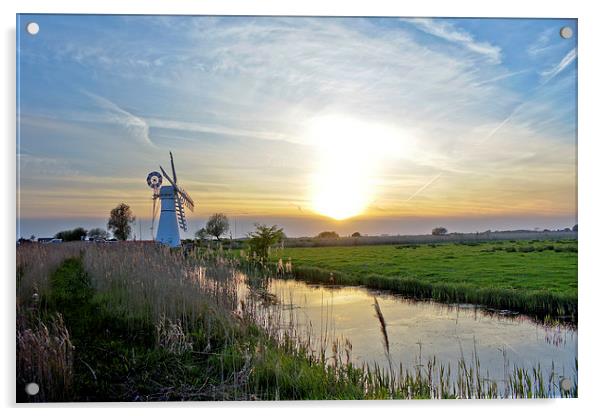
[252,277,577,385]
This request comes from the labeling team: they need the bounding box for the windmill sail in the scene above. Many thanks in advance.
[177,186,194,211]
[175,195,187,231]
[159,165,195,210]
[169,151,177,184]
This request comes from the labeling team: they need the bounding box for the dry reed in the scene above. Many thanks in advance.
[16,313,74,402]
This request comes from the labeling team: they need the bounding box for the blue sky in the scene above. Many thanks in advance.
[17,15,577,238]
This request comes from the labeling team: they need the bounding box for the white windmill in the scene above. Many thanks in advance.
[146,152,194,247]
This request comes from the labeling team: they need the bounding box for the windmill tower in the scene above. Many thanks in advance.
[146,152,194,247]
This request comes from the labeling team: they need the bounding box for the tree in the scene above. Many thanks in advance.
[194,228,209,241]
[206,213,229,241]
[88,228,109,240]
[316,231,339,239]
[55,227,88,242]
[432,227,448,236]
[351,232,361,237]
[572,224,578,232]
[247,224,285,263]
[107,203,135,241]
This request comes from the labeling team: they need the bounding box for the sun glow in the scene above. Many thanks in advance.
[308,116,406,220]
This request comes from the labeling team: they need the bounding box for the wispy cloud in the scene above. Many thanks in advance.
[147,117,289,143]
[407,18,502,63]
[17,16,577,226]
[18,153,80,176]
[82,91,156,148]
[527,28,556,57]
[540,48,577,83]
[478,48,577,145]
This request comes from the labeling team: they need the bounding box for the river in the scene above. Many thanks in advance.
[243,275,577,392]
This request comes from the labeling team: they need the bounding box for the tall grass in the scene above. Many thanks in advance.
[16,312,74,402]
[16,242,85,303]
[16,243,577,400]
[373,297,394,386]
[17,242,244,401]
[82,243,240,327]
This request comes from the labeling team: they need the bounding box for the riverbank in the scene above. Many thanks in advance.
[270,240,577,322]
[17,243,576,401]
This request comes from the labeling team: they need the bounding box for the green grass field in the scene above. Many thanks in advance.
[270,240,577,320]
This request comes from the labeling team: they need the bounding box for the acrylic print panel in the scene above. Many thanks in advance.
[16,15,577,402]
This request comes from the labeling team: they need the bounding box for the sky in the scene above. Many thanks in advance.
[16,15,577,239]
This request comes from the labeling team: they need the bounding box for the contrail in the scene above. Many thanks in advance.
[478,48,576,145]
[478,103,524,144]
[404,173,442,202]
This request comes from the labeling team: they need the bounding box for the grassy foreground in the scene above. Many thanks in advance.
[17,244,375,401]
[270,240,577,321]
[17,243,576,401]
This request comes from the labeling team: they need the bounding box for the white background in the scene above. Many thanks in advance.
[2,0,600,415]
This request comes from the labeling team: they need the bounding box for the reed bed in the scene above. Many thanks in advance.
[81,243,240,327]
[16,312,74,402]
[16,243,577,400]
[16,242,85,303]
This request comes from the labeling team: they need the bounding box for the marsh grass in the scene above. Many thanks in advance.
[373,297,394,389]
[16,242,85,303]
[16,243,577,400]
[16,312,74,402]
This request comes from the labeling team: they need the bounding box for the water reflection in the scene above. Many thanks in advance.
[247,276,577,385]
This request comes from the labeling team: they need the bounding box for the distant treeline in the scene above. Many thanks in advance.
[282,230,578,248]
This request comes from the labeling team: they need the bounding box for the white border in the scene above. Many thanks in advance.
[3,1,601,415]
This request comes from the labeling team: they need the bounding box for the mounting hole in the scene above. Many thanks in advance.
[26,22,40,36]
[560,26,573,39]
[25,382,40,396]
[560,377,572,392]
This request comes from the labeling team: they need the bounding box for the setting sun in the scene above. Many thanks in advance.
[307,116,404,220]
